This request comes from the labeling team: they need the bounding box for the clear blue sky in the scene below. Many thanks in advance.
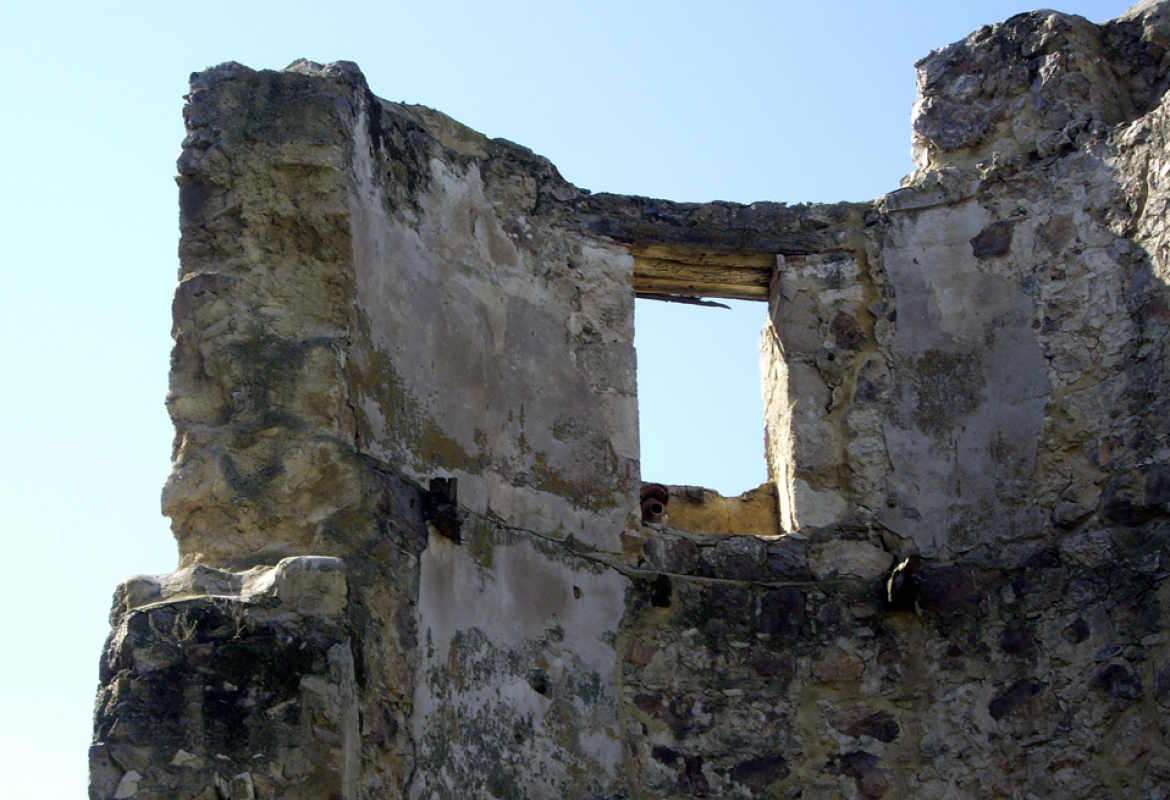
[0,0,1134,794]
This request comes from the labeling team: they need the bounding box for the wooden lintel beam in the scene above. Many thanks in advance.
[633,277,769,302]
[632,249,774,301]
[634,258,772,288]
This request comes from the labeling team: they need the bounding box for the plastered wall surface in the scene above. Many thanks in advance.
[93,3,1170,799]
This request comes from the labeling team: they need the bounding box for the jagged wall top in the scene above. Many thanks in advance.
[911,0,1170,174]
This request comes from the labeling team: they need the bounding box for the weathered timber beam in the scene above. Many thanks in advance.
[635,256,770,287]
[631,246,774,301]
[568,194,823,299]
[633,277,769,301]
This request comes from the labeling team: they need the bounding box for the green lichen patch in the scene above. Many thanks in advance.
[349,335,486,474]
[418,625,619,799]
[908,349,985,439]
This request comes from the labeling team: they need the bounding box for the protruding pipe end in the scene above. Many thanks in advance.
[640,483,669,524]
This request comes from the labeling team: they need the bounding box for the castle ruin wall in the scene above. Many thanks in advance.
[92,3,1170,798]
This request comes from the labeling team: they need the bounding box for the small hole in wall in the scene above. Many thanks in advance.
[634,298,769,495]
[649,574,673,608]
[573,586,583,599]
[528,672,550,696]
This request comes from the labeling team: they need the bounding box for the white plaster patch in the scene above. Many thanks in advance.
[792,479,849,529]
[114,771,142,799]
[809,539,895,579]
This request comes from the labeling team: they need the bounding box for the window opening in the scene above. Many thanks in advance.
[634,296,769,497]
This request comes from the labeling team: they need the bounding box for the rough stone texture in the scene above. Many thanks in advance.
[92,558,359,800]
[93,3,1170,799]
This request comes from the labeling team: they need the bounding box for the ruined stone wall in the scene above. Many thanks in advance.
[92,3,1170,799]
[761,1,1170,569]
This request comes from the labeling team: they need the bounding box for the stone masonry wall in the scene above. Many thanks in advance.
[761,1,1170,568]
[93,3,1170,799]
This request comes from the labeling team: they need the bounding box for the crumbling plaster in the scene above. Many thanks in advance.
[92,2,1170,799]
